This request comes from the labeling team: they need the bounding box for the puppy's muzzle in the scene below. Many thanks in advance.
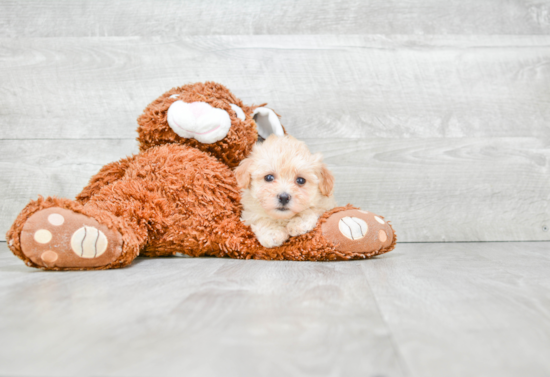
[277,193,291,206]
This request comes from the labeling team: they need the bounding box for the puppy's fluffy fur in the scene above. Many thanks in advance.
[235,135,336,248]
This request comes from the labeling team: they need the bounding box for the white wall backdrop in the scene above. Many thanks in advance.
[0,1,549,242]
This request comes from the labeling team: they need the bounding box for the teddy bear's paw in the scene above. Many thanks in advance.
[256,227,289,249]
[19,207,123,269]
[322,209,395,257]
[287,213,319,237]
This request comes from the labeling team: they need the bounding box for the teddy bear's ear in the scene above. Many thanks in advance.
[252,107,285,140]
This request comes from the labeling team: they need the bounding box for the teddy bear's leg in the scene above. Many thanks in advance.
[236,205,396,261]
[6,196,141,270]
[76,155,137,204]
[319,207,396,259]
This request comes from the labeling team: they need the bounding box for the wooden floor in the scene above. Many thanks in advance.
[1,241,549,377]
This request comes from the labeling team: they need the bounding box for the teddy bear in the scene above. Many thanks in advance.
[6,82,396,270]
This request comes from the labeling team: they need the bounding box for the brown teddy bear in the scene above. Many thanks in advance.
[6,82,396,270]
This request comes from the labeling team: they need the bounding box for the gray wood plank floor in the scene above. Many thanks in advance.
[1,241,550,377]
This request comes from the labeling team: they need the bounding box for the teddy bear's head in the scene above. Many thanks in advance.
[137,82,284,168]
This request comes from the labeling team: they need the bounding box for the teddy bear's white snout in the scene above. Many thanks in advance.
[167,101,232,144]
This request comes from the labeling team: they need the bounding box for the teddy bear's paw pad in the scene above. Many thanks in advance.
[20,207,123,269]
[322,209,394,257]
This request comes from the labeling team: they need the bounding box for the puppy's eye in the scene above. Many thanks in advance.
[264,174,275,182]
[296,177,306,185]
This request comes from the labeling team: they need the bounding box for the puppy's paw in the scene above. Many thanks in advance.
[287,214,319,237]
[255,227,289,248]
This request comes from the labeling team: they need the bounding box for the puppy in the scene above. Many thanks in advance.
[235,135,336,248]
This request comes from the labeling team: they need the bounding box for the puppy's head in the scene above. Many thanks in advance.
[235,135,334,220]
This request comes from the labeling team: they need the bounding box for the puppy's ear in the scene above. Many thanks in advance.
[318,163,335,196]
[235,158,253,189]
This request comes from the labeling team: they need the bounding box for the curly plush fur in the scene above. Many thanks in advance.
[6,82,396,270]
[136,82,260,168]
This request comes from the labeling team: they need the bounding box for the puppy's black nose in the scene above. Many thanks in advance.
[278,193,291,205]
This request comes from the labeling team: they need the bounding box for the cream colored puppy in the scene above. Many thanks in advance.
[235,135,336,248]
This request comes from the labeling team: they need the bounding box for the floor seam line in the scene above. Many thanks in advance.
[360,264,412,377]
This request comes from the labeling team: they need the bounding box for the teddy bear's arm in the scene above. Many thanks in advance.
[75,155,137,204]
